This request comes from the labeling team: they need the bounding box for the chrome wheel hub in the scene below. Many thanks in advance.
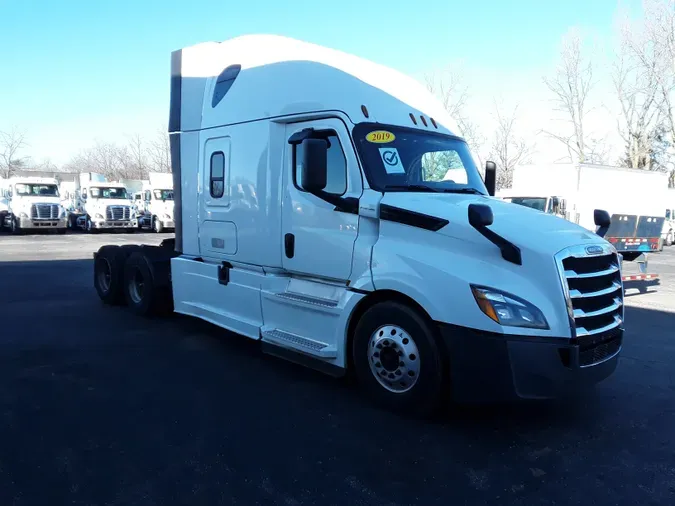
[367,324,420,393]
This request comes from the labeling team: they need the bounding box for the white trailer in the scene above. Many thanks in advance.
[500,163,667,284]
[136,172,175,233]
[91,35,625,417]
[0,176,67,234]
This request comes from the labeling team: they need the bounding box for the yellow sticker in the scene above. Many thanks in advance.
[366,130,396,143]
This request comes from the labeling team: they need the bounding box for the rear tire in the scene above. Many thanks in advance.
[123,251,172,317]
[351,301,447,418]
[94,246,127,305]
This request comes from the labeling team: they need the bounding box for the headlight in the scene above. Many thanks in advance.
[19,212,28,218]
[471,286,549,330]
[95,213,104,220]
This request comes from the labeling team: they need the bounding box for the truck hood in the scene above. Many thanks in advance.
[380,192,606,256]
[10,196,62,211]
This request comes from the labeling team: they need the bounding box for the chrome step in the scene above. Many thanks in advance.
[261,328,337,358]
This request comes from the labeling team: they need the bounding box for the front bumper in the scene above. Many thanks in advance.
[18,217,67,229]
[92,219,138,229]
[439,323,622,403]
[160,218,175,228]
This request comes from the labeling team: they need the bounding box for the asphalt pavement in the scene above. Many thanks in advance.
[0,230,674,505]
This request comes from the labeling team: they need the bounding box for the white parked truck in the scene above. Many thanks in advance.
[659,188,675,247]
[136,172,175,233]
[0,176,67,234]
[70,172,138,232]
[92,35,625,417]
[500,163,667,284]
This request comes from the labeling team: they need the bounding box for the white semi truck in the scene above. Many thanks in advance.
[92,35,624,417]
[136,172,175,233]
[0,176,67,234]
[69,172,138,232]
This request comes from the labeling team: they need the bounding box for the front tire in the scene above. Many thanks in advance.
[666,231,673,247]
[352,301,447,418]
[10,216,22,235]
[153,216,163,234]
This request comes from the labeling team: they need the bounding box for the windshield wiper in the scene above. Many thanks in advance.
[440,187,484,195]
[384,184,440,192]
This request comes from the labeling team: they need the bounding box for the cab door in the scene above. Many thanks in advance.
[282,118,362,282]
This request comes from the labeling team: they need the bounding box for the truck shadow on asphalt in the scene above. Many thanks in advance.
[0,258,673,505]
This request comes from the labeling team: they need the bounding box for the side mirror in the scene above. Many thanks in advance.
[550,197,560,214]
[484,161,496,196]
[594,209,611,238]
[468,203,494,228]
[300,138,328,193]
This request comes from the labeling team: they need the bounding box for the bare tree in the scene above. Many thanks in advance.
[488,101,534,189]
[614,9,667,170]
[126,133,148,179]
[146,129,171,173]
[621,0,675,183]
[0,127,28,178]
[542,29,601,163]
[424,69,486,167]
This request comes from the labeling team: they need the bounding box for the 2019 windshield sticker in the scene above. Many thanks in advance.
[366,130,396,143]
[378,147,406,174]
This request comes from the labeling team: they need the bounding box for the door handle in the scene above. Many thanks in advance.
[284,233,295,258]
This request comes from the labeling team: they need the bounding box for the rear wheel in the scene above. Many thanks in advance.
[123,251,172,317]
[352,301,447,418]
[94,246,126,305]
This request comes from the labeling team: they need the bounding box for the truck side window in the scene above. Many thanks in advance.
[210,151,225,198]
[294,133,347,195]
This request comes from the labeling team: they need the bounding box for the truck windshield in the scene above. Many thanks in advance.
[352,123,487,194]
[153,189,174,200]
[90,187,128,199]
[505,197,547,212]
[15,183,59,197]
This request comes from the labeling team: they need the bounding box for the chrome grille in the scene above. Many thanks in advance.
[556,245,624,340]
[105,205,131,221]
[31,204,59,220]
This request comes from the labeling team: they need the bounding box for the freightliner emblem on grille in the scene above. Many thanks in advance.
[585,245,604,255]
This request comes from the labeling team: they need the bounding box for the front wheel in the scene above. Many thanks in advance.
[352,301,447,418]
[153,216,163,234]
[85,216,97,234]
[666,232,673,247]
[10,216,22,235]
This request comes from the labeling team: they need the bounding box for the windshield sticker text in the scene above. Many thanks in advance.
[378,147,406,174]
[366,130,395,143]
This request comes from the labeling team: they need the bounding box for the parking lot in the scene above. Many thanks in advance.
[0,231,674,505]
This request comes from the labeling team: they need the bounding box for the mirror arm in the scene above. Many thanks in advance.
[468,204,522,265]
[311,189,359,215]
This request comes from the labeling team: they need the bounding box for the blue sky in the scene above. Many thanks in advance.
[0,0,639,165]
